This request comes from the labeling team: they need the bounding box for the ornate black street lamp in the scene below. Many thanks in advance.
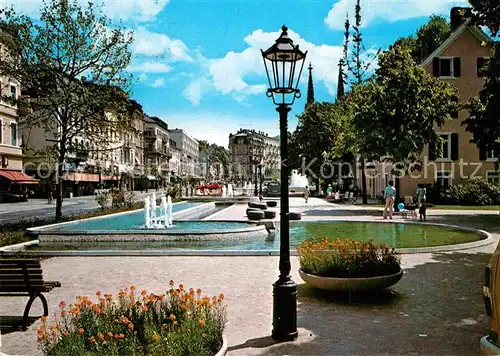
[261,25,307,342]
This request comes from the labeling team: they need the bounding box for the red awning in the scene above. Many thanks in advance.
[0,170,39,184]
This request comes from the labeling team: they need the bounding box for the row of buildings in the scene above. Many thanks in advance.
[0,26,201,199]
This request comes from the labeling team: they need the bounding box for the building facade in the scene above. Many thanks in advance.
[0,28,40,200]
[144,116,170,187]
[357,8,497,199]
[169,128,199,178]
[228,129,280,181]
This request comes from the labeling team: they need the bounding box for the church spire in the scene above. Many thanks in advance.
[305,62,315,109]
[336,59,345,102]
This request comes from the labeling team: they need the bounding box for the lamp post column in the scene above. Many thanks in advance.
[259,162,263,196]
[272,103,297,341]
[254,162,258,196]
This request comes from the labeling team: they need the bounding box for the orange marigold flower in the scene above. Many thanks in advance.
[169,280,174,287]
[89,336,96,344]
[78,328,85,335]
[142,305,148,312]
[119,290,126,297]
[97,332,105,341]
[96,291,101,297]
[59,301,66,308]
[128,323,134,331]
[41,316,47,322]
[198,319,205,327]
[219,293,225,300]
[107,332,114,338]
[141,290,147,296]
[178,284,184,290]
[62,331,69,337]
[169,314,176,321]
[152,333,160,342]
[130,285,136,291]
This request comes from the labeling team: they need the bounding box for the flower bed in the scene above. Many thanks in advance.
[198,184,222,191]
[297,238,401,278]
[37,281,227,356]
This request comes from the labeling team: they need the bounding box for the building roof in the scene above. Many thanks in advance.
[420,19,491,68]
[145,116,169,132]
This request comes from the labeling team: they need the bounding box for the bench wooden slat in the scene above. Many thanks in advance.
[0,280,44,286]
[0,285,54,293]
[0,259,41,264]
[0,269,43,275]
[0,275,43,280]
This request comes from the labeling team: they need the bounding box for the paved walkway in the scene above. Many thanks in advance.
[0,197,498,355]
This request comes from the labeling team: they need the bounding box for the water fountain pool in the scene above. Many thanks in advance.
[289,169,308,194]
[26,194,268,244]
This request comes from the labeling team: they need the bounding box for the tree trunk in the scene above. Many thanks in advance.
[360,157,368,204]
[55,155,64,221]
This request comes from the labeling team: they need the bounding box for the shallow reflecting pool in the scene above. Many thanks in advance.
[28,220,482,251]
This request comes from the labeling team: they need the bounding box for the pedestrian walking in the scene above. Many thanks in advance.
[47,190,53,204]
[416,183,427,221]
[383,181,396,219]
[303,185,310,203]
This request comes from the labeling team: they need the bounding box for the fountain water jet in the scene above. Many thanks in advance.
[143,193,174,229]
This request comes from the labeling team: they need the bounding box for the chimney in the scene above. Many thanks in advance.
[450,7,472,32]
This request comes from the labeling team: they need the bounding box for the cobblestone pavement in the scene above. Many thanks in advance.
[0,197,498,355]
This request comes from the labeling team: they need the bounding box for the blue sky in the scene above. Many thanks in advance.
[8,0,469,147]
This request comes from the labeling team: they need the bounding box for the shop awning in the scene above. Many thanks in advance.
[63,172,100,182]
[0,170,39,184]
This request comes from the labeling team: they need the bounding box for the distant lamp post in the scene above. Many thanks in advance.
[261,24,307,342]
[259,156,264,196]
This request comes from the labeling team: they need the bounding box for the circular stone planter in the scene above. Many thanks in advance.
[266,201,278,207]
[264,210,276,219]
[289,212,301,220]
[248,202,268,210]
[215,334,228,356]
[298,269,403,292]
[247,210,265,221]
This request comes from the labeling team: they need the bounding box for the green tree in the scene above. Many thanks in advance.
[338,45,459,176]
[198,140,230,176]
[468,0,500,36]
[343,0,380,203]
[463,41,500,168]
[0,0,134,220]
[463,2,500,168]
[291,102,343,193]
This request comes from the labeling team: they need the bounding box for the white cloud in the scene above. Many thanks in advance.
[157,113,279,147]
[138,73,148,82]
[189,28,344,105]
[129,61,173,73]
[0,0,169,22]
[325,0,469,30]
[133,27,192,62]
[182,77,212,106]
[152,78,166,88]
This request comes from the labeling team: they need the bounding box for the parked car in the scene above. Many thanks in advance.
[481,248,500,354]
[265,181,280,197]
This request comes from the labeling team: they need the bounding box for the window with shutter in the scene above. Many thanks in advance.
[434,57,460,78]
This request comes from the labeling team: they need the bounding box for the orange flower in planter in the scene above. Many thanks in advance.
[78,328,85,335]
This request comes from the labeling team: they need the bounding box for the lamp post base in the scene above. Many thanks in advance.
[271,277,298,341]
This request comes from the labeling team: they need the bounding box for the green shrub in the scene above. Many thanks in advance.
[95,193,109,211]
[445,178,500,205]
[38,283,227,356]
[297,238,401,278]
